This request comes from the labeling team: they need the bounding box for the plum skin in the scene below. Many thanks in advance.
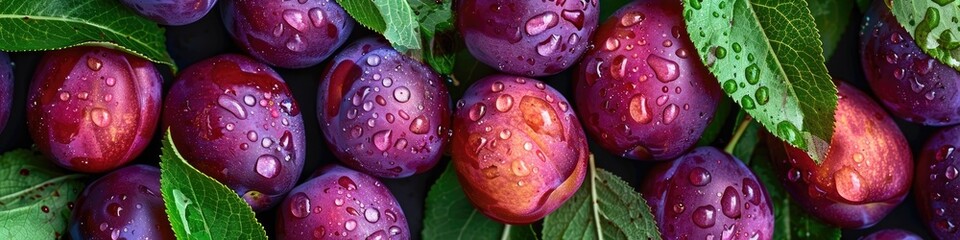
[457,0,600,77]
[276,165,409,239]
[222,0,355,68]
[915,125,960,239]
[27,47,162,173]
[861,229,923,240]
[163,54,305,212]
[317,37,451,178]
[69,165,174,240]
[574,0,722,161]
[641,147,774,240]
[0,52,11,134]
[859,1,960,126]
[119,0,217,26]
[768,82,913,229]
[451,74,588,224]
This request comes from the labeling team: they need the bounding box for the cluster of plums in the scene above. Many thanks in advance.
[0,0,956,239]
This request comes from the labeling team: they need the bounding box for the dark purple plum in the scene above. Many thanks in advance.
[119,0,217,26]
[28,47,162,173]
[915,125,960,239]
[860,1,960,126]
[317,38,451,178]
[862,229,923,240]
[69,165,174,240]
[0,52,11,134]
[451,74,588,224]
[574,0,722,161]
[222,0,354,68]
[163,54,305,211]
[641,147,774,240]
[276,165,409,239]
[457,0,599,77]
[768,82,912,229]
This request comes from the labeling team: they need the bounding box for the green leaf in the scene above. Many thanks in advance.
[542,157,661,240]
[160,130,267,240]
[0,0,175,71]
[857,0,873,13]
[810,0,855,59]
[892,0,960,71]
[732,118,762,164]
[0,149,86,240]
[449,50,497,99]
[337,0,422,51]
[422,163,537,240]
[682,0,838,164]
[408,0,457,74]
[697,95,733,146]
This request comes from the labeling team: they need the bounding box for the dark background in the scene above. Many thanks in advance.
[0,3,941,240]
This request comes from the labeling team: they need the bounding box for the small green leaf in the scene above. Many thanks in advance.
[337,0,422,51]
[683,0,838,164]
[892,0,960,71]
[810,0,855,59]
[160,130,267,240]
[0,149,86,240]
[0,0,175,71]
[408,0,457,74]
[542,157,661,240]
[422,163,536,240]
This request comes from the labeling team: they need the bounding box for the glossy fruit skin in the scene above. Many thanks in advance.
[0,52,11,134]
[276,165,409,240]
[317,38,451,178]
[574,0,721,161]
[456,0,599,77]
[769,82,913,229]
[915,125,960,239]
[119,0,217,26]
[859,1,960,126]
[222,0,355,68]
[451,74,588,224]
[641,147,774,240]
[69,165,174,240]
[163,54,305,212]
[28,47,162,173]
[861,229,923,240]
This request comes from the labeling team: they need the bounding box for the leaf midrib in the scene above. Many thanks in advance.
[745,1,805,121]
[0,14,159,55]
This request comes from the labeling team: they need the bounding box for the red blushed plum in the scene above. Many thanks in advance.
[27,47,162,173]
[641,147,774,240]
[0,52,11,133]
[276,165,409,239]
[457,0,599,77]
[575,0,721,161]
[451,74,588,224]
[862,229,923,240]
[222,0,354,68]
[860,1,960,126]
[317,38,450,178]
[915,126,960,239]
[163,54,305,211]
[69,165,174,240]
[769,82,913,229]
[119,0,217,26]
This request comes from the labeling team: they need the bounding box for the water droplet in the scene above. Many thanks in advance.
[364,208,380,223]
[373,130,392,151]
[409,115,430,134]
[218,95,248,119]
[469,103,487,121]
[536,34,562,56]
[247,131,258,142]
[90,108,111,127]
[367,55,381,66]
[937,145,956,162]
[947,166,959,180]
[673,203,685,214]
[755,87,769,105]
[499,129,512,139]
[283,10,307,31]
[87,57,103,71]
[620,12,645,27]
[741,96,756,110]
[334,198,344,206]
[787,168,801,181]
[59,91,70,101]
[107,203,122,217]
[742,178,761,205]
[491,82,505,92]
[647,55,680,83]
[692,205,717,228]
[745,64,760,85]
[776,121,802,147]
[722,79,738,93]
[345,220,357,231]
[662,104,679,124]
[561,10,585,29]
[496,94,514,112]
[255,155,280,178]
[720,186,741,218]
[512,160,531,177]
[389,226,402,235]
[835,167,866,202]
[605,38,621,51]
[286,34,306,52]
[525,12,559,36]
[338,176,357,190]
[392,87,410,103]
[308,8,325,27]
[483,166,500,179]
[289,192,311,218]
[689,167,712,186]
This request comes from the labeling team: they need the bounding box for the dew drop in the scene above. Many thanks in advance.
[720,186,741,218]
[366,55,381,67]
[255,155,280,178]
[373,130,392,151]
[218,95,248,119]
[745,64,760,85]
[662,104,679,124]
[469,103,487,121]
[286,34,306,52]
[947,166,958,180]
[561,9,585,29]
[496,94,514,112]
[646,55,680,83]
[620,12,645,27]
[835,167,866,202]
[525,12,559,36]
[512,160,531,177]
[87,57,103,71]
[937,145,955,162]
[308,8,325,27]
[90,108,111,127]
[692,205,717,228]
[536,34,562,56]
[345,220,357,231]
[393,87,410,103]
[409,115,430,134]
[338,176,357,190]
[689,167,712,186]
[289,192,311,218]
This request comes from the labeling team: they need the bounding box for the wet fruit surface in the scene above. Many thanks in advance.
[69,165,174,240]
[27,47,162,173]
[861,229,923,240]
[0,52,11,134]
[222,0,354,68]
[163,54,305,212]
[118,0,217,26]
[574,0,721,161]
[859,1,960,126]
[457,0,600,76]
[641,147,774,240]
[769,82,913,229]
[451,74,588,224]
[915,126,960,239]
[317,38,451,178]
[276,165,408,240]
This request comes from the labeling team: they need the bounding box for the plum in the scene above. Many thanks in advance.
[861,229,923,240]
[0,52,11,134]
[641,147,774,240]
[768,82,913,229]
[915,125,960,239]
[27,47,162,173]
[163,54,305,211]
[119,0,217,26]
[69,165,174,240]
[574,0,722,161]
[317,37,451,178]
[457,0,599,77]
[451,74,588,224]
[859,0,960,126]
[276,165,409,239]
[222,0,355,68]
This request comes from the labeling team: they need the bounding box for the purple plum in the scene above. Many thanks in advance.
[915,125,960,239]
[69,165,174,240]
[862,229,923,240]
[0,52,11,134]
[119,0,217,26]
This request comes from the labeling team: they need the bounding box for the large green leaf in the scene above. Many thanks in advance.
[682,0,838,163]
[0,0,175,71]
[337,0,422,51]
[0,149,86,240]
[892,0,960,71]
[810,0,855,59]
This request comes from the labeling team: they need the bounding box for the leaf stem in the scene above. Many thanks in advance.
[724,115,754,154]
[0,174,86,202]
[589,155,603,240]
[500,224,512,240]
